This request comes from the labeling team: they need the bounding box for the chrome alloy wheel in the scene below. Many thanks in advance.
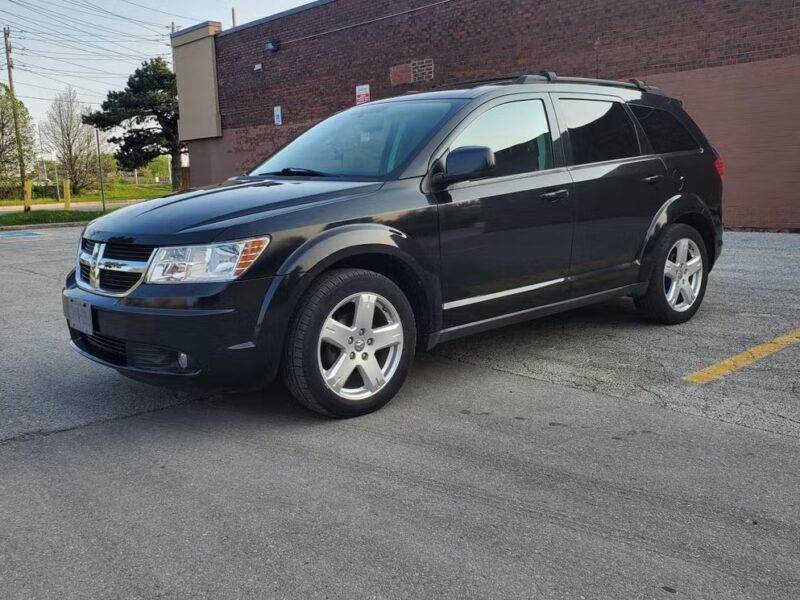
[317,292,404,401]
[664,238,703,312]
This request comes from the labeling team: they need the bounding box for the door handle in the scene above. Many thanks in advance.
[642,174,664,184]
[540,189,569,201]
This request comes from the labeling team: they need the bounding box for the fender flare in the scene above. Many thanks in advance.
[253,224,442,381]
[280,223,440,328]
[277,223,422,275]
[637,193,716,281]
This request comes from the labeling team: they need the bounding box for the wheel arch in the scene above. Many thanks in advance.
[271,223,441,351]
[674,212,716,267]
[637,194,718,284]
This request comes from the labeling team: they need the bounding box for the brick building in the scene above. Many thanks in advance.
[171,0,800,229]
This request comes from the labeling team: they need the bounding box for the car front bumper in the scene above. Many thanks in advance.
[62,269,281,386]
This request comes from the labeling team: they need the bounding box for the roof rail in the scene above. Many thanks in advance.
[432,70,663,94]
[430,74,528,89]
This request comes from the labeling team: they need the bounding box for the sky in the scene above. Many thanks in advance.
[1,0,310,127]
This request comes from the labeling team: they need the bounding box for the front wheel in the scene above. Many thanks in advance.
[282,268,416,417]
[635,224,708,324]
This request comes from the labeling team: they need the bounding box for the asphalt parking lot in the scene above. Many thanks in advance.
[1,226,798,599]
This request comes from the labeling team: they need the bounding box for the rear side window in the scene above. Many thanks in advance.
[450,99,553,177]
[558,99,639,165]
[630,105,699,154]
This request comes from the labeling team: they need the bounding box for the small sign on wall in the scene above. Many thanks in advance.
[356,84,370,105]
[274,105,282,126]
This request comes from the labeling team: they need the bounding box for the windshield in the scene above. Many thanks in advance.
[251,99,465,179]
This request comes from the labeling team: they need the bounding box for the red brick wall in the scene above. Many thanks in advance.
[191,0,800,228]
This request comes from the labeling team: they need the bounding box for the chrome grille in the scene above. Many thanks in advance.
[77,238,152,296]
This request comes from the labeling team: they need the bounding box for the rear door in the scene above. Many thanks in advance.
[553,95,668,297]
[437,95,574,328]
[629,102,717,213]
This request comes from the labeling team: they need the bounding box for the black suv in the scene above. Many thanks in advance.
[63,72,723,417]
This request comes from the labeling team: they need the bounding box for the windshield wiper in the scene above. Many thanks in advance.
[256,167,335,177]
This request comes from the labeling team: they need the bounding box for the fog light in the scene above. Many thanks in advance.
[177,352,189,369]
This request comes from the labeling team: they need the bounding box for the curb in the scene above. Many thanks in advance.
[0,222,88,232]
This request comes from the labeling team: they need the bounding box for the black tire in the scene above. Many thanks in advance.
[635,224,708,324]
[282,268,416,418]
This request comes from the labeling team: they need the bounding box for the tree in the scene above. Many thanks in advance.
[42,87,97,194]
[83,58,183,191]
[0,83,35,185]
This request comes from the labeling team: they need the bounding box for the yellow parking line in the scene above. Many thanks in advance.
[683,327,800,384]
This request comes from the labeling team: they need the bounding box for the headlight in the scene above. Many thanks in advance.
[145,237,271,284]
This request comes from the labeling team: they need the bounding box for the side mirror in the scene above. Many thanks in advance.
[434,146,495,188]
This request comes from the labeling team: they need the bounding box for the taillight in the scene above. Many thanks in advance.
[714,157,724,178]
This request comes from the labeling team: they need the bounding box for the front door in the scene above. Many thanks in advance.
[436,96,574,329]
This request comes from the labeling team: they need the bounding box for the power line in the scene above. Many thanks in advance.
[0,14,168,60]
[0,15,168,44]
[114,0,203,21]
[6,0,167,53]
[16,66,111,96]
[15,31,165,43]
[13,0,170,36]
[1,6,167,46]
[56,0,171,34]
[46,0,173,34]
[12,78,106,98]
[18,47,170,61]
[16,93,99,106]
[19,60,131,77]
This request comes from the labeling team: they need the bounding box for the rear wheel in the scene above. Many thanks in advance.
[283,269,416,417]
[635,224,708,324]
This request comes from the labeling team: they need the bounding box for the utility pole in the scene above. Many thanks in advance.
[95,129,106,211]
[3,26,28,208]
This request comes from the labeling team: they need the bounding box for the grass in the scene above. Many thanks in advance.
[0,210,113,227]
[0,183,171,207]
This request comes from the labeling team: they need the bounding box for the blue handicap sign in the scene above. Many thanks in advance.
[0,231,41,239]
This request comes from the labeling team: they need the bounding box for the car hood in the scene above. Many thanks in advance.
[83,177,383,245]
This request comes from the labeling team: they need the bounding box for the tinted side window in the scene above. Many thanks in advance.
[450,100,553,177]
[559,99,639,165]
[630,105,699,154]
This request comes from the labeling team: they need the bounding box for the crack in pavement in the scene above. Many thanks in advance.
[434,352,800,439]
[0,394,205,448]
